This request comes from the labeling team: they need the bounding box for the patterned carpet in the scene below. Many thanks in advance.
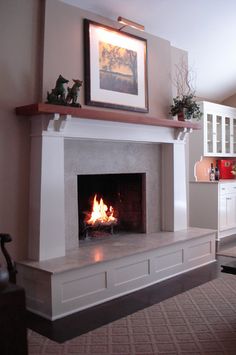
[28,274,236,355]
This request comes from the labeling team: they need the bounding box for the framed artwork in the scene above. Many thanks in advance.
[84,19,148,113]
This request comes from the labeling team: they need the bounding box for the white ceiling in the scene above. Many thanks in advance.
[61,0,236,102]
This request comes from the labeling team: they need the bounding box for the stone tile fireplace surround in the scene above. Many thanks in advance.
[15,104,216,320]
[65,140,160,249]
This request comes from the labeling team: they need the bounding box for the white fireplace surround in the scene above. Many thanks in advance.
[28,113,191,262]
[15,107,216,320]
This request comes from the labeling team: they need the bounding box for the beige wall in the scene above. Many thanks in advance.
[0,0,43,263]
[43,0,184,119]
[222,93,236,107]
[0,0,187,263]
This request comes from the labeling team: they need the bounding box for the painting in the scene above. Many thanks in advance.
[84,19,148,113]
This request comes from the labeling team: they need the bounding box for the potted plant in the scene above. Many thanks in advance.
[170,93,202,121]
[170,58,202,121]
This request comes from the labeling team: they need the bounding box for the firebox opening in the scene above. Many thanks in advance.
[78,173,146,240]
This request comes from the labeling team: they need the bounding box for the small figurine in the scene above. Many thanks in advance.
[66,79,83,107]
[46,74,69,105]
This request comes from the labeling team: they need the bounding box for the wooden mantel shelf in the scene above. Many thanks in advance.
[15,103,201,130]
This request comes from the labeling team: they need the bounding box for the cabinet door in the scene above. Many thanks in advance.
[230,193,236,228]
[204,114,214,155]
[203,108,236,157]
[216,115,223,154]
[223,116,236,157]
[224,116,231,154]
[219,194,236,231]
[204,113,224,156]
[231,117,236,155]
[204,113,216,155]
[226,195,235,228]
[219,196,227,231]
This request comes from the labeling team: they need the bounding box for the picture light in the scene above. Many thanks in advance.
[117,16,145,31]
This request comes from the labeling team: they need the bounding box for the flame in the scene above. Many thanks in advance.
[86,195,117,226]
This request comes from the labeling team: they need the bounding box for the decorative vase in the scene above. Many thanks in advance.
[0,266,9,290]
[178,109,192,122]
[177,112,185,121]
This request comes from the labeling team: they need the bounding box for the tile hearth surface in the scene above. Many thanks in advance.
[18,227,215,274]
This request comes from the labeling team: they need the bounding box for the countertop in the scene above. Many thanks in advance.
[190,179,236,184]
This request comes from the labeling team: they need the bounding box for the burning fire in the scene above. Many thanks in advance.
[86,195,117,226]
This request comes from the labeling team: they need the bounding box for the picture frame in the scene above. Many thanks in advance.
[84,19,148,113]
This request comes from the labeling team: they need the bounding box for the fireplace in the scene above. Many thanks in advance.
[14,105,193,261]
[78,173,146,240]
[15,105,203,320]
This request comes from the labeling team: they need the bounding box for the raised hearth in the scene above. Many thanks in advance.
[17,228,216,320]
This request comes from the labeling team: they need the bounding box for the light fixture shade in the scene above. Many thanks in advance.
[117,16,145,31]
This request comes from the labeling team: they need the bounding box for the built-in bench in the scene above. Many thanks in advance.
[17,227,216,320]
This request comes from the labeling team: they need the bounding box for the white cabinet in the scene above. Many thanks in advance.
[188,101,236,240]
[188,101,236,182]
[189,181,236,240]
[219,183,236,232]
[201,101,236,157]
